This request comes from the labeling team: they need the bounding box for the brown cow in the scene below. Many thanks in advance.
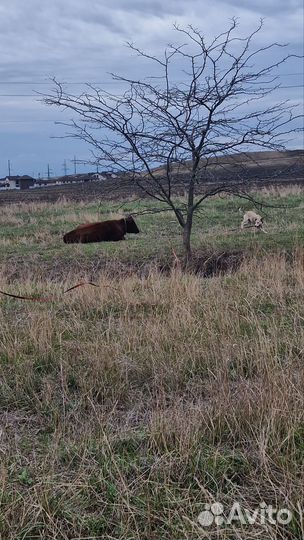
[63,215,139,243]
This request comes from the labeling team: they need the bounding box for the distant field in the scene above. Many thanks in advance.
[0,184,303,540]
[0,150,303,207]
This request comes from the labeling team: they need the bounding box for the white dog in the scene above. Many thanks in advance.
[240,210,266,232]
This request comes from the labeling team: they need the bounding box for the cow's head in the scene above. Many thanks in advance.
[125,215,140,234]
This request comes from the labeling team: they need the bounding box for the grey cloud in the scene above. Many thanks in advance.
[221,0,302,14]
[68,0,196,19]
[1,0,302,80]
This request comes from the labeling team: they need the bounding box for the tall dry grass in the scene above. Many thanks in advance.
[0,251,303,539]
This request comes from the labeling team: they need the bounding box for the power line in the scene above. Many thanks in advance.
[0,80,302,123]
[0,81,131,85]
[0,85,302,98]
[0,73,302,85]
[0,119,62,123]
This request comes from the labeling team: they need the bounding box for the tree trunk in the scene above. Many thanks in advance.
[183,218,193,265]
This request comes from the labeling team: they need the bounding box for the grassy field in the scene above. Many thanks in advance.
[0,185,303,280]
[0,185,303,539]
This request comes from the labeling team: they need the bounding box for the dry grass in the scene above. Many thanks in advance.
[260,184,304,198]
[0,250,303,539]
[0,183,303,220]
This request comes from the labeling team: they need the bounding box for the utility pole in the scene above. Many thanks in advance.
[8,160,11,177]
[62,159,68,176]
[47,164,53,179]
[71,155,77,174]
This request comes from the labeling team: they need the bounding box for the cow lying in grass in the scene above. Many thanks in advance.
[240,210,267,232]
[63,215,140,243]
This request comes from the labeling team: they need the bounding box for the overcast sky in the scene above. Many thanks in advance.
[0,0,303,178]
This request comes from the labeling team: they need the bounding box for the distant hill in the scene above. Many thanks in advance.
[151,149,303,182]
[0,150,303,205]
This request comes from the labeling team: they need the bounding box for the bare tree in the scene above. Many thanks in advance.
[44,19,302,259]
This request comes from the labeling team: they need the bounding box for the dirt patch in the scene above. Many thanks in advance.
[1,250,246,284]
[158,250,245,277]
[190,250,245,276]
